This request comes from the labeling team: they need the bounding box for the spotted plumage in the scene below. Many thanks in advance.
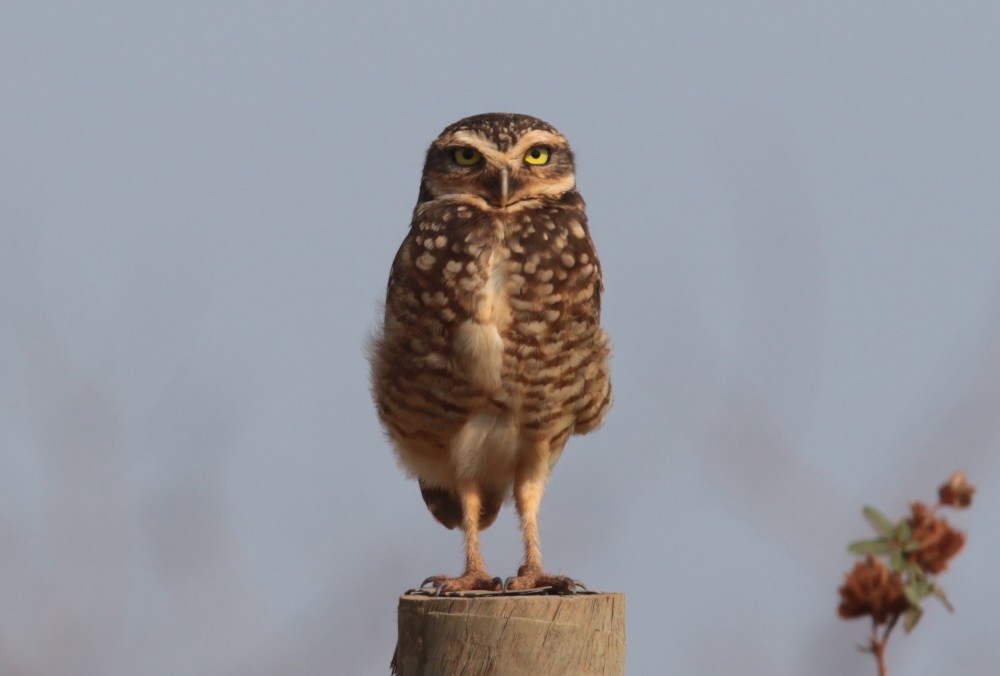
[370,113,611,593]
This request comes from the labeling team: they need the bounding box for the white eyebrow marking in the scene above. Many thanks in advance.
[438,129,568,165]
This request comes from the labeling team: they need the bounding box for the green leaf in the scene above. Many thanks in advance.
[848,538,890,555]
[903,605,923,633]
[894,520,913,544]
[916,578,931,597]
[863,506,895,537]
[903,583,926,606]
[930,585,955,613]
[890,549,906,572]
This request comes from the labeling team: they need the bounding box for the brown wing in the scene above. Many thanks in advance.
[419,481,503,530]
[502,191,612,441]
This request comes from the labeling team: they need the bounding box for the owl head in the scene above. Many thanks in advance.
[418,113,577,209]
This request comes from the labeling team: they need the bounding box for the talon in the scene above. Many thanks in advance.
[552,576,577,594]
[415,573,501,594]
[505,571,585,594]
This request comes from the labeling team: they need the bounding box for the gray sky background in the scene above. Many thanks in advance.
[3,2,999,674]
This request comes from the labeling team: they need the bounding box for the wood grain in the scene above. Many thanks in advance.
[394,592,625,675]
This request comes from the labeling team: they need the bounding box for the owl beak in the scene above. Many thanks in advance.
[499,165,510,208]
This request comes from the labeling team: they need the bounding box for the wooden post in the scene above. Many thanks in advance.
[393,592,625,676]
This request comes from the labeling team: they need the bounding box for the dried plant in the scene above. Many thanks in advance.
[838,471,974,676]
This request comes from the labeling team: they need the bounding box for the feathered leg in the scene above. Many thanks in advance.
[505,444,580,592]
[421,480,502,593]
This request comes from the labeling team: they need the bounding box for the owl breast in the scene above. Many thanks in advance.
[497,200,610,438]
[373,192,611,484]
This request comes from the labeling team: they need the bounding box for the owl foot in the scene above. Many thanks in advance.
[419,574,503,596]
[503,567,586,594]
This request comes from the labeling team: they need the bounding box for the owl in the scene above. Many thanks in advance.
[370,113,611,594]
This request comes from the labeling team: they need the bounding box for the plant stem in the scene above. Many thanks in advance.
[873,638,887,676]
[869,613,900,676]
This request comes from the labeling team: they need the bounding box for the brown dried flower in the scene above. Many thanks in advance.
[938,471,975,508]
[907,502,966,574]
[838,555,909,623]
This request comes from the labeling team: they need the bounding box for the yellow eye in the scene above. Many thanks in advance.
[524,146,551,165]
[453,147,482,166]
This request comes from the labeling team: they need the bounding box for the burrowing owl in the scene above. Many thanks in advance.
[370,113,611,593]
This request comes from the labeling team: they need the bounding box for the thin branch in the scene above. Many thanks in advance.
[868,613,900,676]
